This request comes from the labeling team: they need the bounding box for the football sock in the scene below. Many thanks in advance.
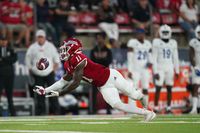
[166,106,171,111]
[197,96,200,108]
[113,102,149,115]
[191,97,198,111]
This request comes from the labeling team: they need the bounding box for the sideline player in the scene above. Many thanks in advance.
[34,37,156,121]
[127,29,152,108]
[152,25,179,113]
[189,25,200,114]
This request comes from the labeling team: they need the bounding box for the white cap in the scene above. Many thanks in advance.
[36,30,46,37]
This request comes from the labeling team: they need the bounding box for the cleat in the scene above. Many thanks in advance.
[144,111,156,122]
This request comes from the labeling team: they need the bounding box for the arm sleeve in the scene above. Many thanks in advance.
[152,40,158,74]
[173,42,180,74]
[45,77,69,93]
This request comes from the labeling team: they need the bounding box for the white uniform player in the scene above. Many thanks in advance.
[189,25,200,114]
[152,25,179,113]
[127,29,152,108]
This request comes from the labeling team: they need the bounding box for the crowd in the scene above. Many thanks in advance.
[0,0,199,48]
[0,0,200,116]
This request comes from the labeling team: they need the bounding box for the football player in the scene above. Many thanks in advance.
[127,28,152,108]
[152,25,179,113]
[34,37,156,121]
[189,25,200,114]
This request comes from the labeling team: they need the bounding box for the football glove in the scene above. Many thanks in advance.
[33,86,46,95]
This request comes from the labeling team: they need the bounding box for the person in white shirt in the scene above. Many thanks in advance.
[179,0,199,40]
[152,25,179,113]
[25,29,60,115]
[127,28,152,108]
[189,25,200,114]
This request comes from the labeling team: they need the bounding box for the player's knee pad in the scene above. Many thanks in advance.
[128,90,144,100]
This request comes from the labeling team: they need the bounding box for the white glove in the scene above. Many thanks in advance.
[33,86,46,95]
[45,90,59,98]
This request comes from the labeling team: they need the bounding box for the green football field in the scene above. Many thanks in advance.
[0,114,200,133]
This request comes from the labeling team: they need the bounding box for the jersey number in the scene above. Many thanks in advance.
[137,51,148,60]
[75,55,82,62]
[163,49,171,59]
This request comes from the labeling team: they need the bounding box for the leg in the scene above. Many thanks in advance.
[141,69,151,108]
[190,84,199,114]
[166,85,172,112]
[154,70,164,111]
[100,86,156,121]
[100,87,147,115]
[45,72,60,115]
[109,69,146,107]
[165,69,175,112]
[154,86,162,111]
[6,24,14,44]
[33,75,46,115]
[46,23,57,44]
[179,22,195,40]
[4,75,16,116]
[15,24,26,45]
[111,23,119,41]
[25,26,33,47]
[99,23,113,39]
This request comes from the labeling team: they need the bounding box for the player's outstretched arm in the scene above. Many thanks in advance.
[33,74,72,96]
[45,74,72,93]
[58,60,86,96]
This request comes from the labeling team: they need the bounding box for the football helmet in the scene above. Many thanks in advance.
[59,38,82,61]
[159,24,172,39]
[195,25,200,39]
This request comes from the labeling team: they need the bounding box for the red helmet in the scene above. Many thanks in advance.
[59,38,82,61]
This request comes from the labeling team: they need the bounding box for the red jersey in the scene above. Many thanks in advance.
[1,2,21,24]
[64,52,110,87]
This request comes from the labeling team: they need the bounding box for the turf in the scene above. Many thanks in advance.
[0,115,200,133]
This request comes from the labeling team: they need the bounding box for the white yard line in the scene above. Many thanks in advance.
[0,130,102,133]
[145,121,200,124]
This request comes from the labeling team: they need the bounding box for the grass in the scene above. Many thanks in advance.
[0,115,200,133]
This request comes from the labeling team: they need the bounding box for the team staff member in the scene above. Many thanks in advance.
[90,32,113,114]
[25,30,60,115]
[0,35,17,116]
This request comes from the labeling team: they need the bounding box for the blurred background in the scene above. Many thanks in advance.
[0,0,199,116]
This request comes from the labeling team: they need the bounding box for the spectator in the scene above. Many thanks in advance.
[179,0,199,40]
[19,0,33,47]
[90,32,113,114]
[53,0,76,45]
[25,30,60,115]
[97,0,119,48]
[0,1,7,37]
[0,0,26,47]
[0,35,17,116]
[36,0,57,44]
[131,0,151,30]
